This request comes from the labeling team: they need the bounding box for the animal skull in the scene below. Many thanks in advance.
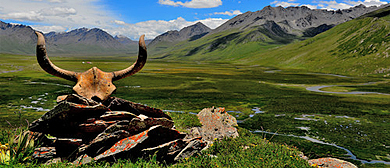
[35,31,147,102]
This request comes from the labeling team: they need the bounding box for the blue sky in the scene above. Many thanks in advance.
[0,0,389,40]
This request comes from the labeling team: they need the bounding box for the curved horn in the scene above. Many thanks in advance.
[112,34,147,81]
[35,31,77,82]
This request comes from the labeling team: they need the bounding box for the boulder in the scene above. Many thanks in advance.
[186,107,239,142]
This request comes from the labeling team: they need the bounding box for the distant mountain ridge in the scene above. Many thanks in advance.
[0,21,139,55]
[148,22,211,47]
[114,35,138,46]
[44,28,133,54]
[114,35,152,46]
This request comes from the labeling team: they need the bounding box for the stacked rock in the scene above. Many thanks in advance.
[29,94,206,165]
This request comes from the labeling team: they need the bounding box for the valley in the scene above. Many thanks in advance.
[1,3,390,167]
[0,54,389,167]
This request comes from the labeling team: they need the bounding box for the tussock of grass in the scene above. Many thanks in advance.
[169,112,202,132]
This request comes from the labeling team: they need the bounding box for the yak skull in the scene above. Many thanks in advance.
[35,31,147,102]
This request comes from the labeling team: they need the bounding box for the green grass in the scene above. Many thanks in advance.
[236,6,390,77]
[0,128,312,167]
[169,112,202,133]
[147,6,390,78]
[148,26,300,62]
[3,7,390,168]
[236,16,388,75]
[0,53,389,167]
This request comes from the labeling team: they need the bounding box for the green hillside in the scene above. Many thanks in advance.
[149,23,306,61]
[150,6,390,77]
[242,6,390,76]
[0,35,35,55]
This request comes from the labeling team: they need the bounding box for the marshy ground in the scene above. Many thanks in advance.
[0,53,389,167]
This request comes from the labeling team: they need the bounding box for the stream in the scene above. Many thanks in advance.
[306,82,390,95]
[265,70,389,95]
[11,75,390,165]
[252,130,390,165]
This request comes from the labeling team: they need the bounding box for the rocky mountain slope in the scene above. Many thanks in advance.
[149,4,387,60]
[213,4,380,36]
[237,5,390,76]
[149,22,211,46]
[147,22,211,55]
[0,21,37,54]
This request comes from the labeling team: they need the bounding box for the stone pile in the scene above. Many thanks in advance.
[28,94,207,165]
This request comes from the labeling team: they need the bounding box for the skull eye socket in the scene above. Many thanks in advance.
[91,96,102,102]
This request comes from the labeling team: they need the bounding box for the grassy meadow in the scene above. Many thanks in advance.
[0,53,389,167]
[147,7,390,80]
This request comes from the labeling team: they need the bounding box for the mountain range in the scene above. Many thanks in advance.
[146,4,390,76]
[147,4,384,59]
[1,4,383,56]
[0,22,144,55]
[149,22,211,46]
[1,4,390,77]
[238,5,390,76]
[213,4,379,35]
[147,22,212,55]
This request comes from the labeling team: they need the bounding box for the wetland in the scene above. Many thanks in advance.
[0,54,389,166]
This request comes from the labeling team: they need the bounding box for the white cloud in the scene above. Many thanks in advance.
[271,1,299,7]
[40,7,77,17]
[114,20,126,25]
[1,7,77,21]
[214,10,242,16]
[271,0,388,10]
[319,1,353,9]
[301,4,318,9]
[158,0,222,8]
[105,17,227,40]
[2,11,44,21]
[31,25,67,33]
[48,0,66,3]
[0,0,227,39]
[345,0,388,6]
[158,0,182,7]
[0,0,115,32]
[199,18,227,29]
